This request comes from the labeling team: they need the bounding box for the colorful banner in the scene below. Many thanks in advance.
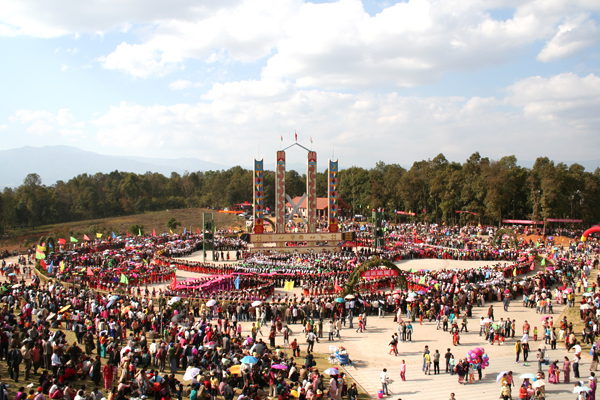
[328,159,339,233]
[306,151,317,233]
[253,159,264,234]
[546,218,583,223]
[361,269,398,278]
[455,210,478,216]
[396,211,416,216]
[275,151,286,233]
[502,219,544,225]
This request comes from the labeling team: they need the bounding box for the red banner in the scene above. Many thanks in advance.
[502,219,544,225]
[455,210,478,216]
[396,211,416,216]
[361,269,398,278]
[545,218,583,223]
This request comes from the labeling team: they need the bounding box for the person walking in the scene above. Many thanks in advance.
[563,356,571,383]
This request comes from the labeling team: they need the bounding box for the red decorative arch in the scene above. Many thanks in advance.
[581,226,600,241]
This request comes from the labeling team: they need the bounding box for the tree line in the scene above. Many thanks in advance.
[1,152,599,232]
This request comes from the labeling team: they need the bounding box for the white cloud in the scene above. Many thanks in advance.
[168,79,195,90]
[90,73,600,164]
[9,109,86,137]
[537,14,600,61]
[0,124,7,130]
[99,42,179,78]
[0,0,243,38]
[505,73,600,131]
[3,0,600,86]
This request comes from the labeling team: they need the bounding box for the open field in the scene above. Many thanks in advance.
[0,208,247,252]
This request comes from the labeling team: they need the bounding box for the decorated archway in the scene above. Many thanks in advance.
[493,228,519,248]
[581,226,600,241]
[342,257,406,296]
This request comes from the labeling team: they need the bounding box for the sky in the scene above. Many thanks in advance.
[1,0,599,170]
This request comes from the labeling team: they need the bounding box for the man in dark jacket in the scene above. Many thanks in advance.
[8,345,23,382]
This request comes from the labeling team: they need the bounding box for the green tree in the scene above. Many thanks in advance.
[167,217,181,231]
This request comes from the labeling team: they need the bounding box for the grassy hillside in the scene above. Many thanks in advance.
[0,207,247,252]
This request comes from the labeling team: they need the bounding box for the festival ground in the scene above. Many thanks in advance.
[1,252,583,399]
[165,251,580,399]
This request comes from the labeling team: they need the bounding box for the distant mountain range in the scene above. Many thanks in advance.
[0,146,229,188]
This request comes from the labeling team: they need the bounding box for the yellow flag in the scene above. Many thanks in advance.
[513,268,517,276]
[170,228,173,234]
[284,281,295,291]
[60,260,65,272]
[96,233,102,238]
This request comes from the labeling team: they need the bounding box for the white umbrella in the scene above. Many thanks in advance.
[207,299,217,307]
[533,380,545,388]
[252,300,262,307]
[574,386,592,393]
[344,295,355,300]
[183,368,201,381]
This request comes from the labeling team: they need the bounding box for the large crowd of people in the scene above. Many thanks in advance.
[0,221,598,400]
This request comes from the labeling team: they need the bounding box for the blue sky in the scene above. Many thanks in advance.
[0,0,599,170]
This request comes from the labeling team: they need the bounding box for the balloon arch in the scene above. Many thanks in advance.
[581,226,600,241]
[342,257,407,296]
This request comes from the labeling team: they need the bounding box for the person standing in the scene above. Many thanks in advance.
[380,368,390,396]
[422,346,430,372]
[8,345,23,382]
[573,354,581,379]
[563,356,571,383]
[424,352,432,375]
[515,341,521,363]
[445,349,453,373]
[433,350,441,374]
[400,360,406,381]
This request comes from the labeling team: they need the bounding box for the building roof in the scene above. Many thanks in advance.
[285,196,350,210]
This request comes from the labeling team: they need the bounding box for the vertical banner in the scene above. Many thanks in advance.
[253,159,264,234]
[328,159,339,233]
[275,151,286,233]
[306,151,317,233]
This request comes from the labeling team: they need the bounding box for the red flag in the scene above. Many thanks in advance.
[83,234,90,241]
[334,283,342,292]
[170,277,177,290]
[453,275,458,284]
[40,259,47,270]
[58,238,66,245]
[197,228,200,235]
[127,231,130,238]
[530,262,535,271]
[152,229,156,237]
[295,130,297,141]
[87,267,94,276]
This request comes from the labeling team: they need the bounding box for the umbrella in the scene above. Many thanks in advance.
[109,295,120,301]
[335,298,345,303]
[229,365,241,375]
[583,293,593,297]
[519,373,537,381]
[106,301,115,309]
[541,315,552,320]
[582,304,592,310]
[241,356,258,364]
[206,341,217,348]
[532,380,545,388]
[417,290,426,295]
[11,284,22,289]
[183,368,201,381]
[406,297,416,302]
[324,368,339,375]
[46,312,56,321]
[271,364,288,370]
[207,299,217,307]
[496,371,509,382]
[482,318,493,323]
[344,295,355,300]
[574,386,592,393]
[120,346,132,359]
[407,293,417,297]
[8,273,15,276]
[252,300,262,307]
